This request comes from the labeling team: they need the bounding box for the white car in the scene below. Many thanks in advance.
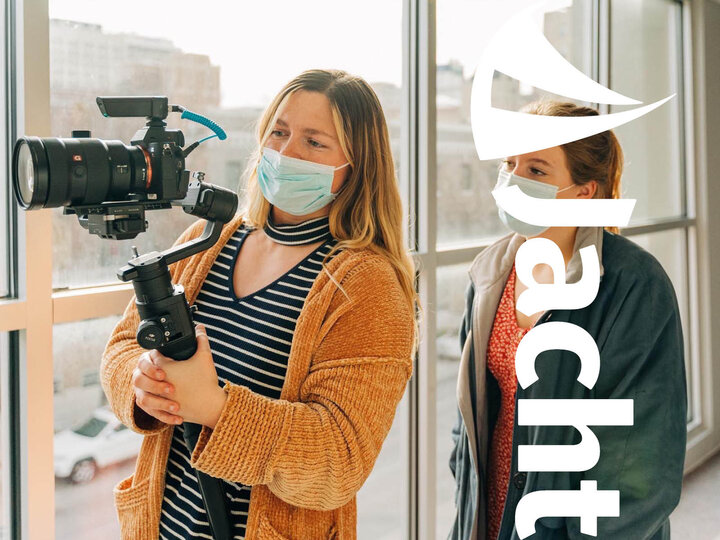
[54,406,143,483]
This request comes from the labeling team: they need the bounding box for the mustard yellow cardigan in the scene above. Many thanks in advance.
[100,213,416,540]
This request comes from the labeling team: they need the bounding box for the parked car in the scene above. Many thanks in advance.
[54,405,143,483]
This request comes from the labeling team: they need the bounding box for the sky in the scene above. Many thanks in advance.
[48,0,490,108]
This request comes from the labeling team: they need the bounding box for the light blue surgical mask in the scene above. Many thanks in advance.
[256,147,350,216]
[493,168,575,237]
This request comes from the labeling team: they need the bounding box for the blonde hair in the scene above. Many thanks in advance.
[521,99,624,235]
[239,69,421,353]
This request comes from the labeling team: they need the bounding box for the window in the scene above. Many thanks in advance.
[435,265,471,537]
[53,317,120,538]
[610,0,685,222]
[608,0,698,425]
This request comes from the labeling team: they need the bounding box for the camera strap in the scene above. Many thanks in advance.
[182,421,233,540]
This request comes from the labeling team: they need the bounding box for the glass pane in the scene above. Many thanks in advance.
[436,0,593,247]
[53,317,135,539]
[0,179,8,299]
[435,264,472,538]
[625,228,692,423]
[610,0,684,222]
[0,332,10,540]
[48,1,404,290]
[357,390,410,540]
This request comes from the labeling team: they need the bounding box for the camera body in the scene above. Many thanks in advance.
[119,96,189,202]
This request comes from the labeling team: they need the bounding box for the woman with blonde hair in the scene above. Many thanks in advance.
[101,68,419,539]
[449,100,687,539]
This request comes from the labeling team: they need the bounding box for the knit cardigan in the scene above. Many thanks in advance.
[100,213,416,540]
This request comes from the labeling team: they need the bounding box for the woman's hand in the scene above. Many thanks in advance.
[146,324,228,429]
[132,348,183,426]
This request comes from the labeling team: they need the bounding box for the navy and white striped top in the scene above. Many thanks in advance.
[159,214,340,540]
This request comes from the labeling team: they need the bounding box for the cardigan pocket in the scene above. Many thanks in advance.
[113,473,153,539]
[257,513,338,540]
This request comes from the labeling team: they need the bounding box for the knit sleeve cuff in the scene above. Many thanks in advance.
[189,381,290,484]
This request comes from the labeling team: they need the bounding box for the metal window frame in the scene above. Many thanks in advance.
[407,0,437,538]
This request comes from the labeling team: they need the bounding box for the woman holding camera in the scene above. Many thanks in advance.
[449,101,687,539]
[101,69,419,540]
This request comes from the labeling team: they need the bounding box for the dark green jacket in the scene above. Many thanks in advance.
[449,227,687,539]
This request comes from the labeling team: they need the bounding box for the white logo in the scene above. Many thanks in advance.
[470,0,674,160]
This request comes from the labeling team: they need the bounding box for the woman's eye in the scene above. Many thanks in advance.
[271,129,285,137]
[307,139,324,148]
[530,167,545,176]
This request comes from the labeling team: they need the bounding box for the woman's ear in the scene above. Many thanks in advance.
[578,180,598,199]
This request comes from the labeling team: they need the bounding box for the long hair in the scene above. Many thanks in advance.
[521,100,624,235]
[239,69,421,353]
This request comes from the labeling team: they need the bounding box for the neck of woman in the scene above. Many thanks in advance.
[527,226,579,269]
[270,205,330,226]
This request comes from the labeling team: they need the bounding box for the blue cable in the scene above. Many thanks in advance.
[180,109,227,141]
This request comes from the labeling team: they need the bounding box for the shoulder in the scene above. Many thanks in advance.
[600,230,676,299]
[329,247,403,292]
[468,231,515,275]
[322,247,413,328]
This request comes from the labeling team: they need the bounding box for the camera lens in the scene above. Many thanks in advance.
[17,143,35,203]
[12,138,49,209]
[11,136,150,210]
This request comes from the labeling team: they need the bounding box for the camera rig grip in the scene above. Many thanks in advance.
[116,217,222,359]
[116,178,237,358]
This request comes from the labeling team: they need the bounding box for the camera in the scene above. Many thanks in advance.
[12,95,236,239]
[10,94,239,357]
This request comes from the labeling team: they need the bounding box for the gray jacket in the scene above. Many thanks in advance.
[448,226,687,539]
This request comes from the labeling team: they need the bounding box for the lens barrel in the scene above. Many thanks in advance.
[12,136,149,209]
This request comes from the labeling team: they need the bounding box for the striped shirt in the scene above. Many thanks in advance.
[159,215,339,540]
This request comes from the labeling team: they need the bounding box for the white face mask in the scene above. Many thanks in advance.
[256,147,350,216]
[493,169,575,237]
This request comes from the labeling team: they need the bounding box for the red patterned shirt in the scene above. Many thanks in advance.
[486,262,531,540]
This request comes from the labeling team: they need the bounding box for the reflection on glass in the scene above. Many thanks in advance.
[435,264,473,538]
[610,0,684,222]
[357,391,410,540]
[53,316,131,539]
[436,0,593,247]
[625,229,692,423]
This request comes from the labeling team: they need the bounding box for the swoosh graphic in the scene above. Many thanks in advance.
[470,0,675,160]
